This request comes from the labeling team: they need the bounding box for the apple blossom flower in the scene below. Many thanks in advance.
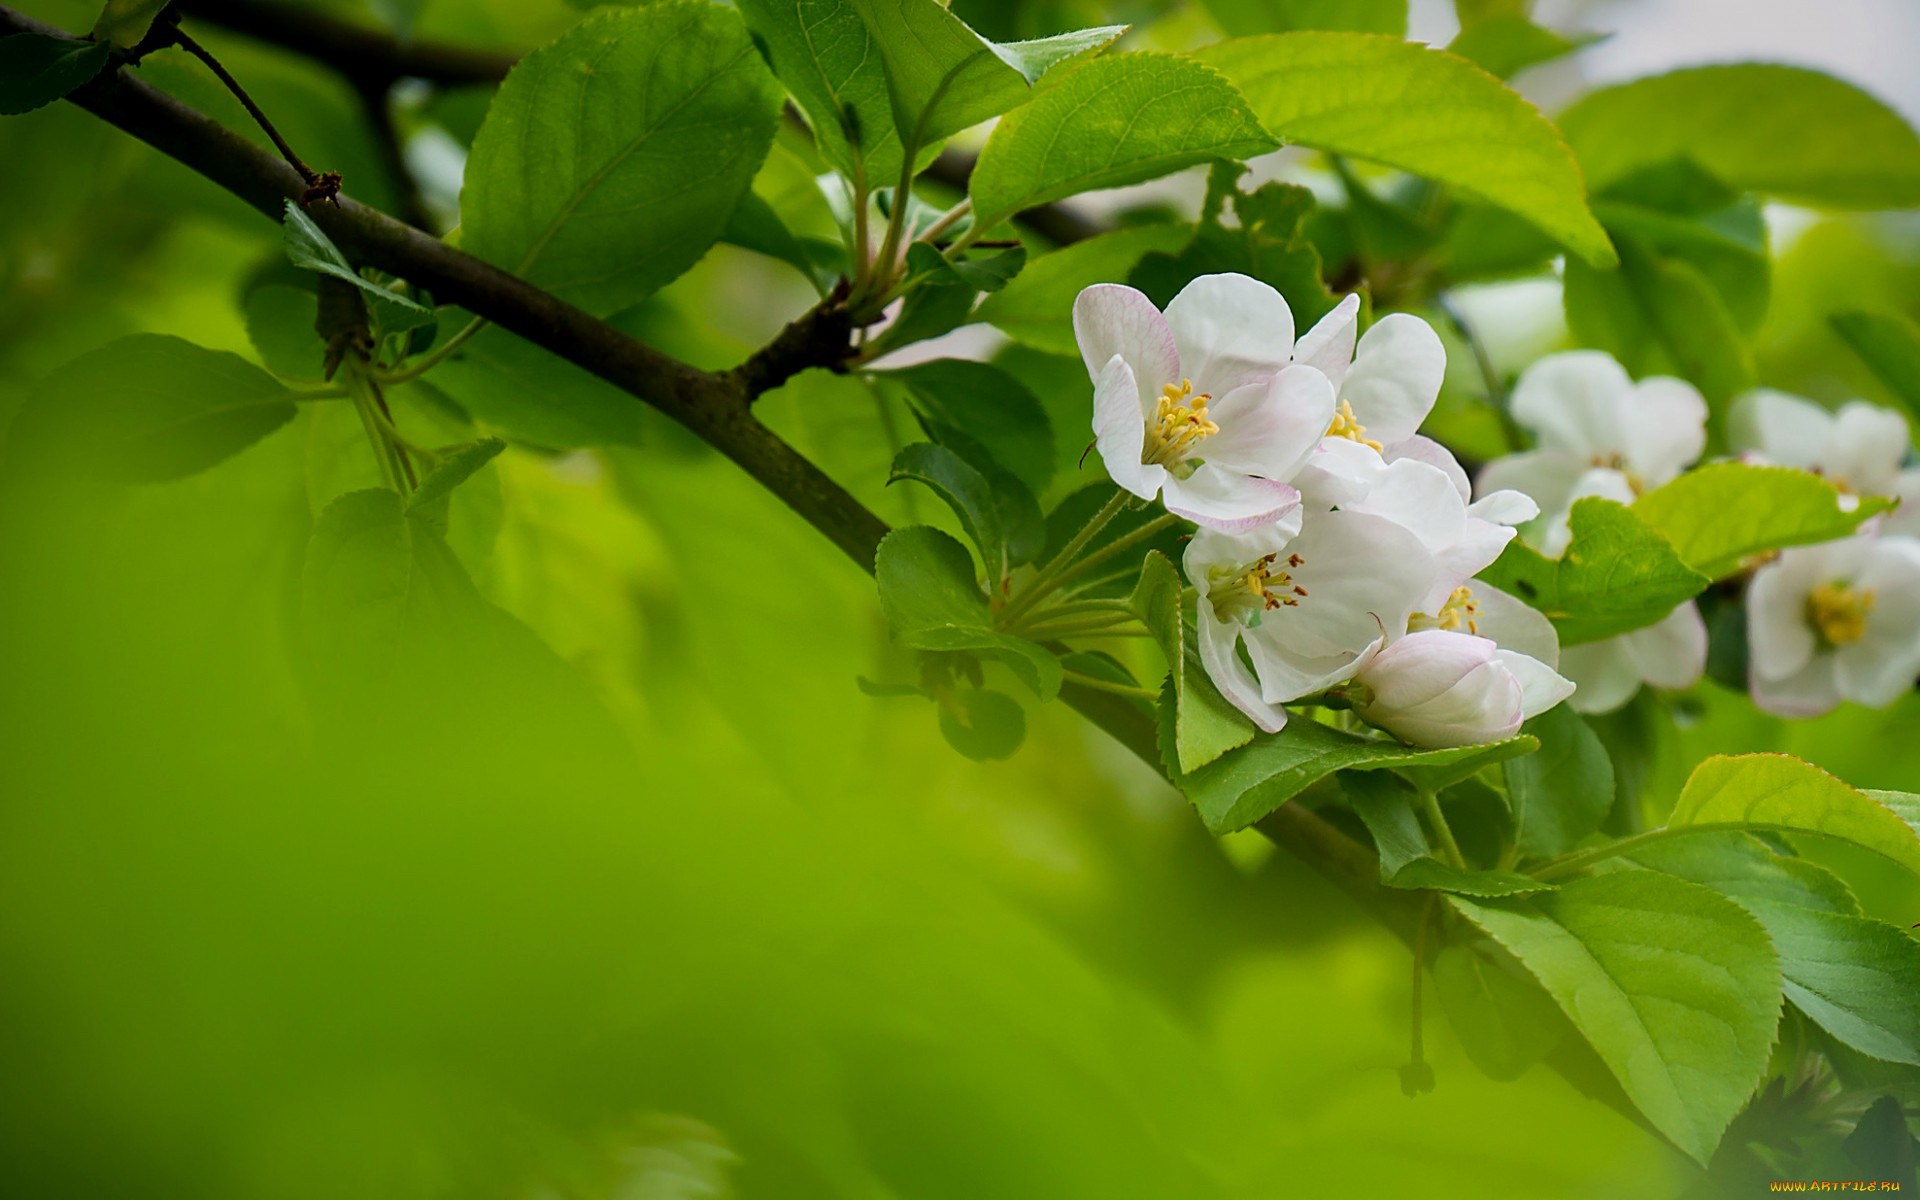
[1185,508,1436,733]
[1073,275,1336,532]
[1556,602,1709,715]
[1348,628,1573,748]
[1745,533,1920,717]
[1729,388,1920,534]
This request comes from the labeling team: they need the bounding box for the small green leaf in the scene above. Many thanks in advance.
[283,200,434,332]
[1633,462,1893,581]
[1505,705,1614,862]
[1171,712,1535,835]
[990,26,1129,84]
[736,0,901,182]
[844,0,1028,160]
[89,0,169,50]
[5,334,297,482]
[721,191,829,294]
[1477,497,1709,646]
[301,488,414,681]
[1834,310,1920,420]
[874,525,1061,699]
[1343,771,1556,896]
[975,225,1190,356]
[904,241,1027,292]
[1131,551,1257,775]
[938,688,1026,760]
[1129,174,1337,325]
[1433,941,1569,1080]
[860,279,979,359]
[0,32,110,116]
[969,52,1277,230]
[1563,229,1755,402]
[1560,64,1920,210]
[1449,871,1782,1165]
[407,437,506,518]
[885,358,1056,494]
[1446,15,1596,80]
[1198,33,1615,267]
[1199,0,1407,37]
[888,441,1042,579]
[1669,754,1920,880]
[461,3,781,316]
[244,284,325,383]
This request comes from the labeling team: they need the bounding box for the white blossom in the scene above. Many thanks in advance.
[1746,533,1920,717]
[1557,603,1709,715]
[1729,387,1920,535]
[1350,629,1573,748]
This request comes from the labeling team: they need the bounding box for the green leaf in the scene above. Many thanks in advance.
[1343,771,1556,896]
[1627,830,1861,916]
[1559,65,1920,210]
[301,488,415,682]
[888,441,1042,579]
[1129,173,1337,325]
[1446,15,1595,80]
[1505,705,1613,862]
[735,0,902,182]
[874,525,1061,699]
[1131,551,1257,775]
[905,241,1027,292]
[968,53,1278,230]
[1197,33,1615,267]
[844,0,1027,159]
[990,26,1129,85]
[1834,310,1920,420]
[0,32,110,116]
[885,358,1056,494]
[1633,462,1894,581]
[1170,712,1535,835]
[721,190,829,294]
[1591,195,1770,333]
[1562,229,1754,402]
[89,0,168,50]
[1669,754,1920,880]
[282,201,434,333]
[427,325,640,449]
[461,3,781,316]
[407,438,506,519]
[1038,483,1189,599]
[5,334,297,483]
[1477,497,1709,646]
[244,284,325,383]
[938,687,1026,760]
[1199,0,1407,38]
[974,225,1190,356]
[860,278,979,359]
[1433,940,1570,1080]
[1756,903,1920,1067]
[1449,871,1782,1164]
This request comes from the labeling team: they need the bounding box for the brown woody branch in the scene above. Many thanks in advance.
[174,0,518,89]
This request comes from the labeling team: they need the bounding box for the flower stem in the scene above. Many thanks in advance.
[1418,789,1468,870]
[1060,668,1158,701]
[1015,613,1142,640]
[1044,511,1179,595]
[1399,893,1438,1097]
[373,315,487,385]
[998,488,1131,627]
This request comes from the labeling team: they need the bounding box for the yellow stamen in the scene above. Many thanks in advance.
[1409,586,1482,636]
[1807,580,1875,647]
[1144,379,1218,467]
[1588,452,1646,495]
[1325,398,1382,452]
[1211,551,1308,622]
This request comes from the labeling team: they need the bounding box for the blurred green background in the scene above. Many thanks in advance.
[4,0,1920,1196]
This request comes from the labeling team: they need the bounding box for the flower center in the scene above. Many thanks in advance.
[1806,580,1875,647]
[1588,453,1646,495]
[1207,551,1308,627]
[1408,586,1481,636]
[1143,379,1217,470]
[1325,399,1382,451]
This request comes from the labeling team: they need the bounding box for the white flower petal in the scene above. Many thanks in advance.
[1728,388,1832,470]
[1492,648,1576,719]
[1558,637,1644,715]
[1246,510,1436,665]
[1164,273,1294,398]
[1474,450,1589,519]
[1073,283,1178,404]
[1616,376,1707,488]
[1202,364,1338,480]
[1293,293,1361,390]
[1341,313,1446,445]
[1362,629,1496,710]
[1197,611,1289,733]
[1345,454,1469,557]
[1473,584,1561,668]
[1825,401,1911,497]
[1621,602,1708,691]
[1091,354,1164,501]
[1510,350,1632,457]
[1467,489,1540,525]
[1294,436,1385,510]
[1388,434,1472,504]
[1162,466,1301,534]
[1746,547,1824,682]
[1427,518,1516,610]
[1750,654,1841,719]
[1355,632,1525,747]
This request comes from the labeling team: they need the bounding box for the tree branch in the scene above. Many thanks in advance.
[174,0,518,89]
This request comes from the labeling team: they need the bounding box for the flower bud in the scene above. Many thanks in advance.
[1351,630,1572,748]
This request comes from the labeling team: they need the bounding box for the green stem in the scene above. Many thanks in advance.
[1015,614,1143,640]
[1401,892,1437,1097]
[1419,789,1468,870]
[1059,668,1158,701]
[1018,597,1134,625]
[998,488,1131,627]
[1045,511,1179,596]
[1528,822,1758,884]
[850,155,872,288]
[373,315,487,384]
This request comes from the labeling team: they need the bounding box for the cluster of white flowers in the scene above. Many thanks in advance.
[1074,274,1573,748]
[1473,357,1920,719]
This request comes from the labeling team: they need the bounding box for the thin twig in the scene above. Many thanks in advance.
[169,26,318,184]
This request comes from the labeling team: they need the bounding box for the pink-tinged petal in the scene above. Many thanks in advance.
[1510,350,1632,457]
[1091,354,1164,501]
[1202,363,1338,479]
[1825,401,1911,496]
[1293,293,1361,390]
[1474,450,1588,518]
[1246,634,1383,705]
[1617,376,1707,488]
[1388,434,1471,503]
[1746,548,1822,682]
[1254,509,1436,663]
[1164,273,1295,397]
[1162,467,1301,534]
[1492,649,1575,719]
[1355,632,1525,747]
[1294,436,1384,510]
[1342,313,1446,445]
[1197,611,1289,733]
[1621,602,1707,692]
[1426,518,1515,610]
[1750,654,1841,719]
[1073,283,1177,408]
[1362,629,1496,709]
[1728,388,1832,470]
[1467,489,1539,526]
[1473,584,1561,668]
[1558,637,1643,715]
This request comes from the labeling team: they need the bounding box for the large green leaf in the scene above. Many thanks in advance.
[887,442,1042,581]
[301,488,416,682]
[4,335,297,483]
[1343,771,1555,896]
[1504,705,1613,862]
[1633,462,1894,581]
[1450,871,1782,1165]
[1447,15,1595,80]
[1170,712,1534,835]
[1562,231,1755,403]
[1477,497,1708,646]
[1432,940,1569,1081]
[1627,831,1860,917]
[968,53,1277,230]
[1199,0,1406,37]
[844,0,1028,160]
[0,32,110,116]
[736,0,902,182]
[1559,65,1920,210]
[1669,755,1920,880]
[1131,551,1256,775]
[1834,310,1920,421]
[974,225,1190,356]
[426,325,641,449]
[461,3,781,316]
[884,358,1057,494]
[1197,33,1614,267]
[874,525,1060,699]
